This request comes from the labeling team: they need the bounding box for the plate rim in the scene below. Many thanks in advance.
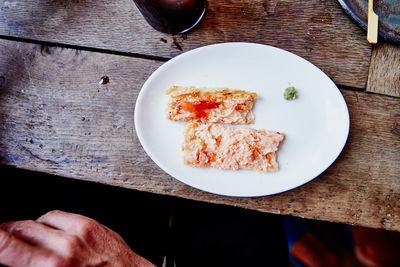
[134,42,350,197]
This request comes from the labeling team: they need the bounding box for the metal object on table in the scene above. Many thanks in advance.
[338,0,400,44]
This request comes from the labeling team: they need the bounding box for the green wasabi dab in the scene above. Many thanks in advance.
[284,86,298,100]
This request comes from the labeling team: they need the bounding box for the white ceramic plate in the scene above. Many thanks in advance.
[134,42,349,197]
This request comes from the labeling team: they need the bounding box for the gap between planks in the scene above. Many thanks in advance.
[0,35,170,63]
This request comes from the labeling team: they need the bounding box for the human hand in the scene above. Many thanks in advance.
[0,210,156,267]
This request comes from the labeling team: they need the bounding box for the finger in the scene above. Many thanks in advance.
[0,228,58,267]
[0,220,70,252]
[36,210,100,237]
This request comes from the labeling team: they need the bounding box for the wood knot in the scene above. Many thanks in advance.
[391,122,400,138]
[99,76,109,85]
[172,36,183,51]
[40,45,52,56]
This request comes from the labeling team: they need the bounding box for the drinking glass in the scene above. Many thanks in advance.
[132,0,207,34]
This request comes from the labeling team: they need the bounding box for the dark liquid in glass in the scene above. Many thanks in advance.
[132,0,206,34]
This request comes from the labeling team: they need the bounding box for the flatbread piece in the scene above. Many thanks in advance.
[183,123,285,171]
[167,86,257,124]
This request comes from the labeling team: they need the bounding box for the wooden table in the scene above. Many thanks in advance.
[0,0,399,231]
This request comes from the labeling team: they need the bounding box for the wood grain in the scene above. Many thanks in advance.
[367,42,400,97]
[0,0,371,89]
[0,39,399,231]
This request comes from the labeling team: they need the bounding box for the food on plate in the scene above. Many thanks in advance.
[166,86,258,124]
[183,123,285,171]
[284,86,298,100]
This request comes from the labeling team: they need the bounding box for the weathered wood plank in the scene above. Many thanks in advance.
[367,42,400,97]
[0,0,371,89]
[0,39,399,231]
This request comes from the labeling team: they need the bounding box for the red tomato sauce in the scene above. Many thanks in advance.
[180,99,219,119]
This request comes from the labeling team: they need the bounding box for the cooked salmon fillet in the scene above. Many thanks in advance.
[183,123,285,171]
[167,86,257,124]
